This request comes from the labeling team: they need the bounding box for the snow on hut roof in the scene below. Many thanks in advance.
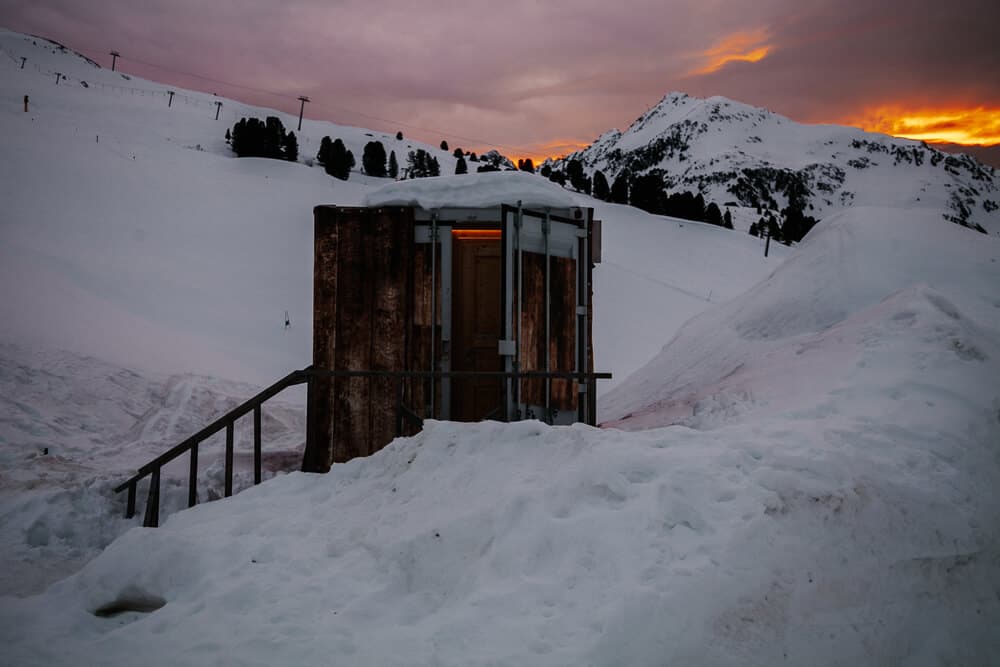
[362,171,582,210]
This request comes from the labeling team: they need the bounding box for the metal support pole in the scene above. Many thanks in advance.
[515,202,523,415]
[54,72,61,85]
[764,224,771,258]
[167,91,174,108]
[144,468,160,528]
[253,405,262,485]
[297,96,310,132]
[439,225,452,420]
[126,481,136,519]
[543,210,551,423]
[20,57,26,69]
[188,442,199,507]
[582,211,592,424]
[224,421,234,497]
[109,50,120,72]
[429,213,438,418]
[214,101,223,121]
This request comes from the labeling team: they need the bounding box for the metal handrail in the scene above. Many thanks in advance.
[114,367,611,527]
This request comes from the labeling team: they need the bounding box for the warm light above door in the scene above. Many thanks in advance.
[451,229,502,239]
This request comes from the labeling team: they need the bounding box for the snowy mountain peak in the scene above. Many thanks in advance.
[561,92,999,235]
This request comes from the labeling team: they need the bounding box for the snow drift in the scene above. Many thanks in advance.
[3,208,999,666]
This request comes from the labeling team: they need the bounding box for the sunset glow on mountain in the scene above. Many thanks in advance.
[845,107,1000,146]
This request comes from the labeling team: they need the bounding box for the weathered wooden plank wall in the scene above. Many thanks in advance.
[370,210,413,451]
[304,207,340,472]
[549,255,577,410]
[307,206,596,470]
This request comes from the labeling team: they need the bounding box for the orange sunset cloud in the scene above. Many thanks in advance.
[845,107,1000,146]
[687,29,772,77]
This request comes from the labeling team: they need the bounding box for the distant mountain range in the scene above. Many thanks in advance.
[553,92,999,235]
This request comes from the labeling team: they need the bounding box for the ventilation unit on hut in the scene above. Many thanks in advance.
[303,172,608,471]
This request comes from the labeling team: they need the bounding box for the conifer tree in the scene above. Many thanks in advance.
[610,174,629,204]
[723,209,734,229]
[705,202,722,226]
[455,155,468,175]
[362,141,387,177]
[396,131,403,140]
[453,147,464,159]
[592,170,610,201]
[566,159,588,192]
[406,149,440,178]
[316,136,332,165]
[388,150,399,178]
[520,158,535,173]
[693,193,706,222]
[326,138,352,180]
[629,174,666,214]
[282,131,299,162]
[440,140,449,151]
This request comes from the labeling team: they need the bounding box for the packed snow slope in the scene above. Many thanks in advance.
[0,343,307,597]
[558,92,999,235]
[602,207,1000,429]
[0,28,784,391]
[3,29,999,665]
[0,27,785,596]
[3,214,1000,664]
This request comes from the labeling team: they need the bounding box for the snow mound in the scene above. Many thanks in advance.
[363,171,582,210]
[602,206,1000,428]
[3,406,999,665]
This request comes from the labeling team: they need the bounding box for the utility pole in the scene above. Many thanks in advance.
[23,95,28,112]
[296,96,310,131]
[214,100,223,120]
[110,50,120,71]
[54,72,62,85]
[764,223,771,258]
[167,91,174,107]
[20,56,26,69]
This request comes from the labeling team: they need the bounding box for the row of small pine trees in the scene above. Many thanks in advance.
[225,117,807,240]
[226,117,298,161]
[543,159,734,229]
[227,117,490,181]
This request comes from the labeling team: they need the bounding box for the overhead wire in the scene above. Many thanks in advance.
[106,51,555,160]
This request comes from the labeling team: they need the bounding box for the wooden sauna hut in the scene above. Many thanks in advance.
[302,172,607,472]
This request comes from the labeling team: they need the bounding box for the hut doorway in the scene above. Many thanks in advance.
[451,232,503,421]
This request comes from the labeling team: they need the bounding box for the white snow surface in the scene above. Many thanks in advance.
[363,170,583,210]
[2,29,1000,666]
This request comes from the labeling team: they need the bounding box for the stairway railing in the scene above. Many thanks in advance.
[113,369,309,527]
[114,368,610,528]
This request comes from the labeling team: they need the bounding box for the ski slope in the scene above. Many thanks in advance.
[2,28,999,666]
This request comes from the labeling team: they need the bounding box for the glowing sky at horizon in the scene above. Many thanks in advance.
[1,0,997,158]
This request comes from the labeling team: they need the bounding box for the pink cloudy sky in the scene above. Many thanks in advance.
[2,0,998,160]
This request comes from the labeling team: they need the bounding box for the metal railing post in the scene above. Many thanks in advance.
[143,468,160,528]
[224,421,234,497]
[253,405,262,485]
[188,442,199,507]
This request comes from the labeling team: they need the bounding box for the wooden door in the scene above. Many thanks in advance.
[452,237,502,421]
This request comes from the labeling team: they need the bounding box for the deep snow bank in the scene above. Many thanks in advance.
[2,402,998,665]
[363,170,583,210]
[602,206,1000,429]
[0,343,306,597]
